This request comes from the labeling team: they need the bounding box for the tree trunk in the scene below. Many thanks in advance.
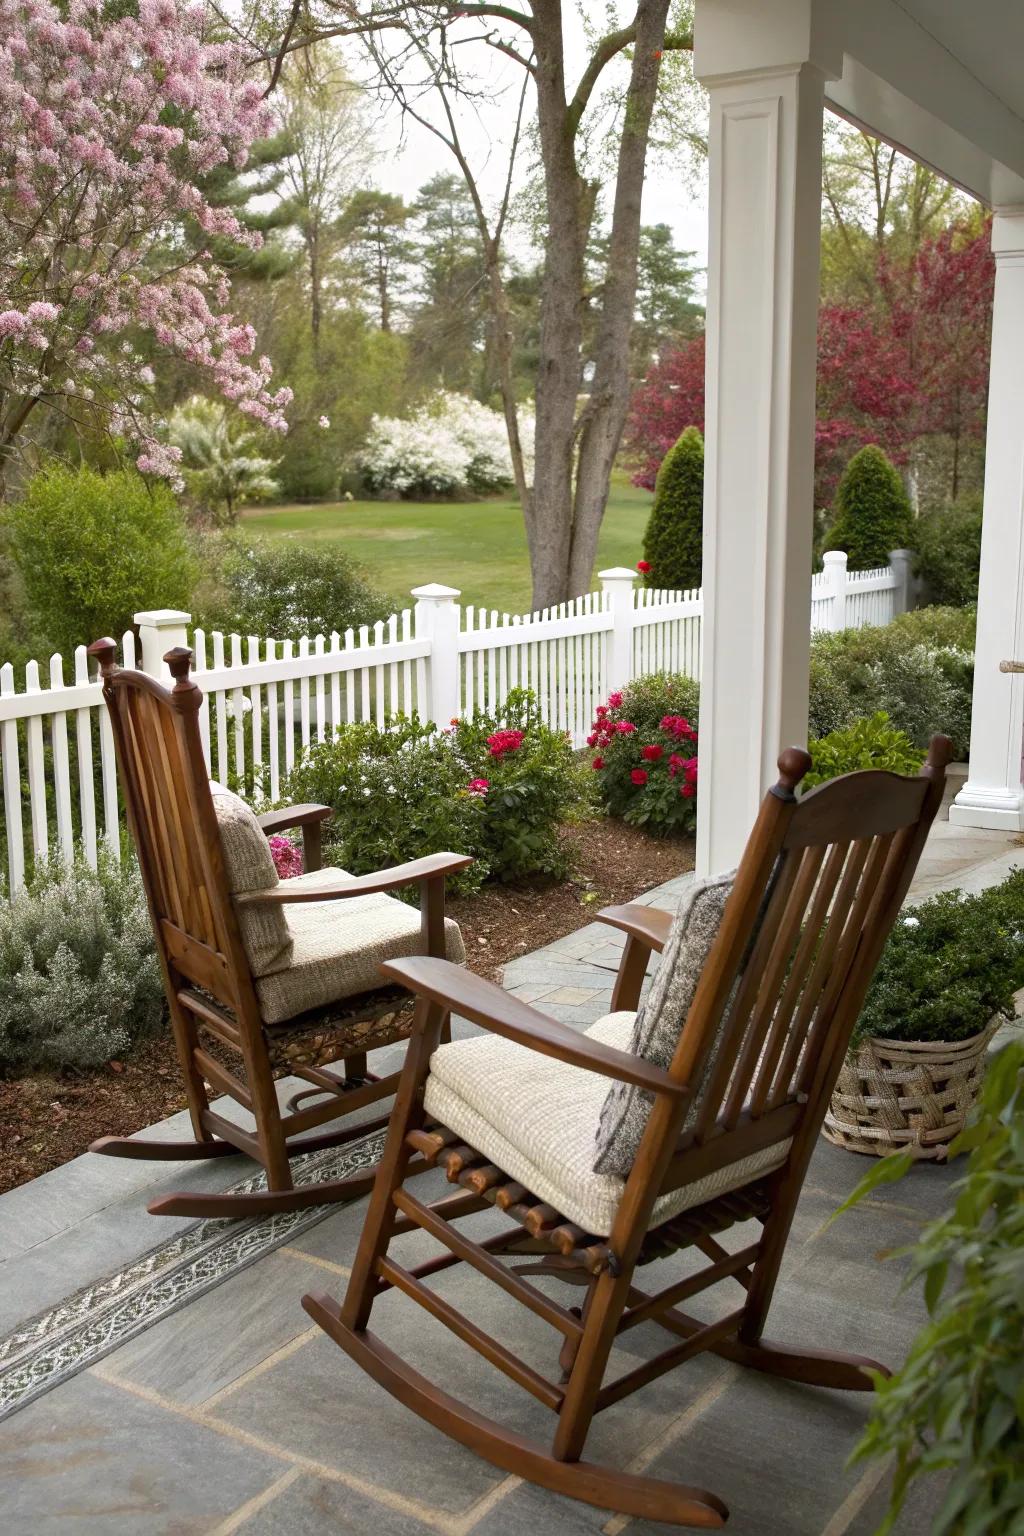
[484,240,532,521]
[568,0,670,597]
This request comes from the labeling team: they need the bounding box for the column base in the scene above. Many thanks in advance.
[949,782,1024,832]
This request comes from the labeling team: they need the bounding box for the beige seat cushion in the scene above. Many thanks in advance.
[424,1013,791,1237]
[210,781,293,975]
[254,866,466,1025]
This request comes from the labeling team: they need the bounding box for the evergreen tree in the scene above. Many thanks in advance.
[641,426,704,589]
[408,175,487,391]
[825,444,913,570]
[337,189,415,332]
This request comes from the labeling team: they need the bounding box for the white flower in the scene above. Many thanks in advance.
[318,415,330,429]
[357,391,535,497]
[902,915,920,928]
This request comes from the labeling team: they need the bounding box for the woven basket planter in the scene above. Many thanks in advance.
[823,1022,1000,1159]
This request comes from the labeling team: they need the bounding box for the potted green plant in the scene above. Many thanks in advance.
[824,873,1024,1158]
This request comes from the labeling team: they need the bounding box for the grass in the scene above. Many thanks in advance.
[240,479,652,614]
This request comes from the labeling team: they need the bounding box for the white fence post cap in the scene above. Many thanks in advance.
[821,550,847,566]
[598,567,638,582]
[410,583,461,601]
[134,608,193,626]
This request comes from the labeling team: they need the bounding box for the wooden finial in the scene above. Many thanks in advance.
[924,734,954,772]
[87,637,119,679]
[774,746,812,799]
[164,646,194,688]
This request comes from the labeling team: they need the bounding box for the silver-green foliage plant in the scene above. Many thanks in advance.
[837,1043,1024,1535]
[0,851,164,1074]
[168,395,280,524]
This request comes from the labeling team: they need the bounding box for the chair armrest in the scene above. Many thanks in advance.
[236,852,474,903]
[380,955,686,1099]
[597,903,673,953]
[258,804,333,872]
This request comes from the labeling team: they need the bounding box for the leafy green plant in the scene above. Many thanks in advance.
[449,689,592,882]
[837,1043,1024,1535]
[588,684,699,836]
[640,425,703,589]
[194,535,391,641]
[0,850,164,1075]
[914,497,982,608]
[890,605,976,652]
[614,671,700,738]
[3,464,197,657]
[804,712,924,790]
[824,444,913,571]
[168,395,280,523]
[853,870,1024,1047]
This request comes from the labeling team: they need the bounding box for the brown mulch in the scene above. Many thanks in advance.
[0,820,693,1196]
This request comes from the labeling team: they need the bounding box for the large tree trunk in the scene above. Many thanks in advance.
[529,1,592,609]
[569,0,670,597]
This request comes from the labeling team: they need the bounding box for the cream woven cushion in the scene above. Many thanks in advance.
[254,866,466,1025]
[210,781,293,975]
[423,1013,791,1237]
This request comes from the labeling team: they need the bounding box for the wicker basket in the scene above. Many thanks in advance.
[823,1022,999,1159]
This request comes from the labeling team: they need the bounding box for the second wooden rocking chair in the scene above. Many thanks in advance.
[303,737,952,1527]
[87,639,470,1220]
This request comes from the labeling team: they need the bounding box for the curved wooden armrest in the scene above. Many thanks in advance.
[236,852,474,904]
[380,955,686,1099]
[597,903,673,953]
[257,804,333,835]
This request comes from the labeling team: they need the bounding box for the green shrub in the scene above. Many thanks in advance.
[194,536,391,641]
[3,465,197,657]
[804,712,924,790]
[824,444,912,571]
[641,426,704,590]
[0,851,164,1075]
[890,604,976,651]
[840,1042,1024,1536]
[614,672,700,738]
[279,717,485,899]
[808,619,973,759]
[854,870,1024,1048]
[589,684,699,836]
[168,396,280,523]
[914,497,982,607]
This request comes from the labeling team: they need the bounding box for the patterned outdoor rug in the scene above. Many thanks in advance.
[0,1128,387,1421]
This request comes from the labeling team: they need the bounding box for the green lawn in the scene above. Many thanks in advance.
[240,480,652,614]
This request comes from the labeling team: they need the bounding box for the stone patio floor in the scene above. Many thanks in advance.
[1,798,1020,1535]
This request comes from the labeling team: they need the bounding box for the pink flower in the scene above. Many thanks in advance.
[487,729,525,757]
[268,835,303,879]
[466,778,489,796]
[641,744,663,762]
[615,720,636,734]
[630,768,648,786]
[607,692,623,709]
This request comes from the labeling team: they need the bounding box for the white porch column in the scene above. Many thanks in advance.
[694,0,839,875]
[951,207,1024,832]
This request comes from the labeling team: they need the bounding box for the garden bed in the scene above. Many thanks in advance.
[0,818,692,1195]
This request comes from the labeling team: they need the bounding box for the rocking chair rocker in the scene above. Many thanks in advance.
[87,639,470,1220]
[303,737,952,1527]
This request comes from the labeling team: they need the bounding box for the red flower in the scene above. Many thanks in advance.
[592,756,604,770]
[660,714,697,741]
[636,560,651,574]
[641,743,663,762]
[586,732,597,746]
[630,768,648,786]
[680,781,696,798]
[466,778,489,796]
[607,691,623,708]
[487,728,525,757]
[595,705,609,717]
[667,752,685,778]
[615,720,636,734]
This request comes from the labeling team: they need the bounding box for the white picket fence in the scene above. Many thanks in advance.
[0,549,911,894]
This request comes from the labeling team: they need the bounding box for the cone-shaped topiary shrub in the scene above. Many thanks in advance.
[824,443,912,571]
[641,425,704,589]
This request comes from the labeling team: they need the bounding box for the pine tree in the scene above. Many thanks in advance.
[641,426,704,589]
[825,443,912,570]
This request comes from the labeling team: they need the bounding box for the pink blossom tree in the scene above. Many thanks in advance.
[0,0,292,490]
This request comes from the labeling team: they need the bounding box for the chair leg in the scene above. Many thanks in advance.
[552,1267,634,1463]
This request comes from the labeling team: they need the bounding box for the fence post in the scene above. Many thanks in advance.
[134,609,192,681]
[821,550,847,632]
[412,583,461,726]
[599,567,638,693]
[888,548,913,615]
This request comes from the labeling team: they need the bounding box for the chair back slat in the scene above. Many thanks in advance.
[87,639,254,1019]
[666,739,951,1173]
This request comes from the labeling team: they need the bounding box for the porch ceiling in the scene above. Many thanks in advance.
[826,0,1024,205]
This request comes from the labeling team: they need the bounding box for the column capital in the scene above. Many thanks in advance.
[991,207,1024,260]
[694,0,842,87]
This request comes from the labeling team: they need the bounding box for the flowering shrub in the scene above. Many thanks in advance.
[358,392,535,498]
[267,836,303,880]
[589,688,699,836]
[0,0,290,482]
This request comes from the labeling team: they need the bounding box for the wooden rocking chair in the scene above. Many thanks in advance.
[303,738,952,1527]
[87,639,470,1220]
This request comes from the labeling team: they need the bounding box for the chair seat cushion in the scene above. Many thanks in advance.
[255,867,466,1025]
[423,1013,791,1237]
